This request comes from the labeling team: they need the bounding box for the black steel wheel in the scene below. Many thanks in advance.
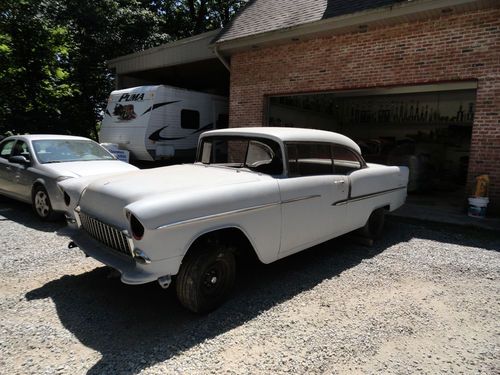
[176,245,236,313]
[358,208,385,239]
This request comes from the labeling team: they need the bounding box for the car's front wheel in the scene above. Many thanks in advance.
[176,245,236,313]
[32,185,58,221]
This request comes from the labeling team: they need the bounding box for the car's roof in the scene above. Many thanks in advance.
[2,134,92,142]
[202,127,361,154]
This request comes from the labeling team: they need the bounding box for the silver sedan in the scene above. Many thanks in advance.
[0,135,138,220]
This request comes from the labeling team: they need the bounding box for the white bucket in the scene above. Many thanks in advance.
[468,197,489,218]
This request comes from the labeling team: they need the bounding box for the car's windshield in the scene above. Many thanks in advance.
[197,136,283,175]
[32,139,115,163]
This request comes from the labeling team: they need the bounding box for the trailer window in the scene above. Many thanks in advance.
[181,109,200,129]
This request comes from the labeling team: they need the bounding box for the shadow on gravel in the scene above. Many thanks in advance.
[25,220,499,374]
[386,216,500,252]
[0,196,65,232]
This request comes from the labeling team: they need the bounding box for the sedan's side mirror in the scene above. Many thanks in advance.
[9,155,30,165]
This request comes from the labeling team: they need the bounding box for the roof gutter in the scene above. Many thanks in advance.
[214,45,231,72]
[214,0,496,53]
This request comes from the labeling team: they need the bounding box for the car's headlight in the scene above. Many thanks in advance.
[130,214,145,240]
[63,191,71,206]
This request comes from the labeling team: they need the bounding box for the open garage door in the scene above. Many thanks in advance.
[268,82,477,208]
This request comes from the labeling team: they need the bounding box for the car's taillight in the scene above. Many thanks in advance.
[130,214,144,240]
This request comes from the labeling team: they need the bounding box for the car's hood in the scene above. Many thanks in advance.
[72,164,275,227]
[42,160,138,177]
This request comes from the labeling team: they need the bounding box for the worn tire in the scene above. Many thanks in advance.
[176,245,236,313]
[32,185,58,221]
[358,208,385,239]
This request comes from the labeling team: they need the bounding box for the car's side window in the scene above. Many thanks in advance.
[0,140,16,159]
[331,145,363,175]
[286,143,333,177]
[246,140,283,175]
[12,141,31,161]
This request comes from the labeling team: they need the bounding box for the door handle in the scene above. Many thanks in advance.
[334,180,345,185]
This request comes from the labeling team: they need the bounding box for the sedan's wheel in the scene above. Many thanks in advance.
[32,186,57,221]
[358,208,385,239]
[176,245,236,313]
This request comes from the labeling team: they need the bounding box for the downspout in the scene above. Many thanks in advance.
[214,45,231,72]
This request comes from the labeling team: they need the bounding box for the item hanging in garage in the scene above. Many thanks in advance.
[474,175,489,197]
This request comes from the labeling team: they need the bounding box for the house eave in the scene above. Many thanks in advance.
[213,0,497,54]
[107,29,221,74]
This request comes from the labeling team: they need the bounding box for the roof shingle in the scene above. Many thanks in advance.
[215,0,406,43]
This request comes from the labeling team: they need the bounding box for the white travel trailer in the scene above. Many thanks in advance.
[99,85,228,161]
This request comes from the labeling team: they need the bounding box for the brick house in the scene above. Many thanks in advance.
[211,0,500,213]
[108,0,499,214]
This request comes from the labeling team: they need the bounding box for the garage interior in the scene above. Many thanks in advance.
[115,59,230,96]
[268,83,476,210]
[108,30,229,96]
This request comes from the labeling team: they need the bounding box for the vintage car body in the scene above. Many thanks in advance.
[60,127,409,312]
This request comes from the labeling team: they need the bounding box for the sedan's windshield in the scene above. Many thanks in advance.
[32,139,115,164]
[198,136,283,175]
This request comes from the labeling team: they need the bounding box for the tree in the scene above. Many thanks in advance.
[152,0,247,39]
[0,0,247,138]
[0,0,76,134]
[58,0,169,137]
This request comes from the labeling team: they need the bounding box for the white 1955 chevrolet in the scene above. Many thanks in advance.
[60,127,409,312]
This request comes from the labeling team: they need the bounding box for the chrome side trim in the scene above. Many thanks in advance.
[332,201,348,206]
[332,186,406,206]
[281,194,321,204]
[156,201,280,230]
[155,194,321,230]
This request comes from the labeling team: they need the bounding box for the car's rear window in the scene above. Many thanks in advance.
[198,136,283,176]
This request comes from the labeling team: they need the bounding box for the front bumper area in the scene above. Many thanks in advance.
[67,228,182,285]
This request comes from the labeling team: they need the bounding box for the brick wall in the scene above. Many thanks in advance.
[228,7,500,213]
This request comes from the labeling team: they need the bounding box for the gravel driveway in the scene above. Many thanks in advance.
[0,197,499,375]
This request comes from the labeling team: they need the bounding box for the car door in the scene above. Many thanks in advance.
[0,139,17,195]
[278,142,348,258]
[9,140,34,200]
[331,144,369,232]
